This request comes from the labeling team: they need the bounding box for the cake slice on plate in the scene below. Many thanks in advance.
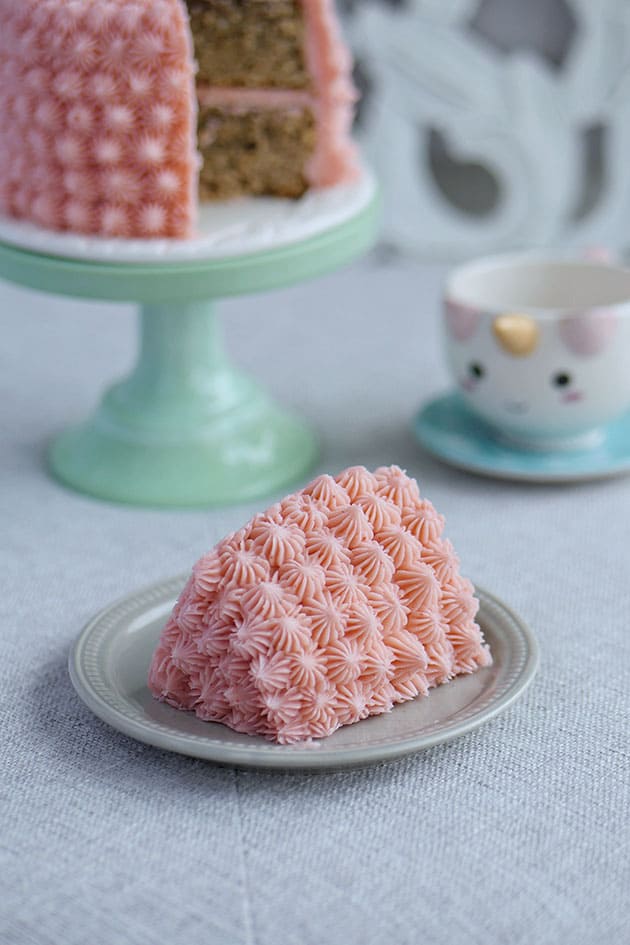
[149,466,491,744]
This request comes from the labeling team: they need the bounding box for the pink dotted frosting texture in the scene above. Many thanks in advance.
[148,467,491,744]
[0,0,197,238]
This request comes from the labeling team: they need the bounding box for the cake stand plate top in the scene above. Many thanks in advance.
[0,167,379,303]
[0,168,376,265]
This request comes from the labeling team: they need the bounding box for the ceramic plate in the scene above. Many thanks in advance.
[70,575,538,770]
[415,391,630,483]
[69,575,538,770]
[0,168,375,265]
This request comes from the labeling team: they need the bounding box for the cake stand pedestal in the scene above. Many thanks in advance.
[0,172,378,507]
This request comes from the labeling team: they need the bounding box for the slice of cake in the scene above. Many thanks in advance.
[148,466,491,744]
[0,0,358,239]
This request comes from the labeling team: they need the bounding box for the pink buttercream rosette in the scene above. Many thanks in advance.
[0,0,198,238]
[148,466,491,744]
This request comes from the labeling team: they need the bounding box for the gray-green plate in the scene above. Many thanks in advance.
[69,575,538,770]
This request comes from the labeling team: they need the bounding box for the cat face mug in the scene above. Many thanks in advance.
[443,253,630,450]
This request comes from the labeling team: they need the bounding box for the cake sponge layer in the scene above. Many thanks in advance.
[185,0,309,89]
[148,466,492,744]
[197,105,316,199]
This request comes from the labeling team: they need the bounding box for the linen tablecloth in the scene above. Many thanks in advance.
[2,258,629,945]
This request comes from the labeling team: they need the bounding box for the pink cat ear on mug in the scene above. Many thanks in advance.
[444,299,482,341]
[559,309,618,356]
[581,246,617,264]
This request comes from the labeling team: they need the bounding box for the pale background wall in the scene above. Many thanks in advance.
[339,0,630,259]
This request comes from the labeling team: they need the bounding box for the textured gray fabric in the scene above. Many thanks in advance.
[1,259,629,945]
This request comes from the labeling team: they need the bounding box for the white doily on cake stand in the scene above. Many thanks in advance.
[0,169,376,264]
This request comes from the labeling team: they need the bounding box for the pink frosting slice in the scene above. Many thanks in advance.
[148,466,491,744]
[302,0,360,187]
[0,0,198,238]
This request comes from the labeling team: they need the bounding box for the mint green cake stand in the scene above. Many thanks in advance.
[0,174,379,507]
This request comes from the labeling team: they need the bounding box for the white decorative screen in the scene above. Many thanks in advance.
[340,0,630,258]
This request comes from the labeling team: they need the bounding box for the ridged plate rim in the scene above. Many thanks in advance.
[69,574,539,770]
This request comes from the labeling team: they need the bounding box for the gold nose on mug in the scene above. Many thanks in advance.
[492,313,540,356]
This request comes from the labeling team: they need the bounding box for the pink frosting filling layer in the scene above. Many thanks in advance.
[197,88,314,110]
[148,466,491,745]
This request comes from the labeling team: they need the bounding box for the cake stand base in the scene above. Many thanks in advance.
[0,169,378,506]
[49,302,317,506]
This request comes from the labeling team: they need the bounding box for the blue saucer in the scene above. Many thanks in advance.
[414,392,630,482]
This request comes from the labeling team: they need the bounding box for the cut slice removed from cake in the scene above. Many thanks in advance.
[148,466,492,743]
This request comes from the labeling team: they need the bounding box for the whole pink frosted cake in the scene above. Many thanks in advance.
[0,0,358,239]
[149,466,491,744]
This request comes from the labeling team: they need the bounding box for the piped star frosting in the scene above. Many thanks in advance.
[148,466,491,743]
[0,0,196,238]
